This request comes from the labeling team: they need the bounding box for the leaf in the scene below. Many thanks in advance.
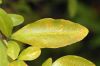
[0,0,2,4]
[18,46,41,61]
[8,14,24,26]
[52,55,95,66]
[9,60,27,66]
[12,18,89,48]
[0,8,13,37]
[7,41,20,60]
[42,58,52,66]
[0,40,9,66]
[68,0,78,17]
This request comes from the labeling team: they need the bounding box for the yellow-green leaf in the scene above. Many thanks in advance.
[42,58,52,66]
[0,8,13,37]
[18,46,41,61]
[8,14,24,26]
[52,55,95,66]
[0,40,9,66]
[7,41,20,60]
[9,60,27,66]
[12,18,89,48]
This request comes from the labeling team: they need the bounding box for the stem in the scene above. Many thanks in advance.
[0,33,8,47]
[3,39,8,46]
[0,33,2,39]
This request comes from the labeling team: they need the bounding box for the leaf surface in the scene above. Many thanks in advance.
[52,55,95,66]
[7,41,20,60]
[42,58,52,66]
[12,18,89,48]
[18,46,41,61]
[0,8,13,37]
[9,14,24,26]
[9,60,27,66]
[0,40,9,66]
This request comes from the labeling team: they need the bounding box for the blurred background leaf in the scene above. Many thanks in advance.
[0,0,2,4]
[68,0,78,17]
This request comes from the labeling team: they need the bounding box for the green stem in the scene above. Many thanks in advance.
[3,39,8,46]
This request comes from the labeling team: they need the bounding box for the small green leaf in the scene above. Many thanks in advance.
[42,58,52,66]
[8,14,24,26]
[7,41,20,60]
[52,55,96,66]
[9,60,27,66]
[18,46,41,61]
[0,8,13,37]
[12,18,89,48]
[0,40,9,66]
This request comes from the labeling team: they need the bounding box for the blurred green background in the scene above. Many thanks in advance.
[1,0,100,66]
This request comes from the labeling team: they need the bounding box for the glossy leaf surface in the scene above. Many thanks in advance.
[9,60,27,66]
[52,55,95,66]
[7,41,20,60]
[0,40,9,66]
[0,8,13,37]
[9,14,24,26]
[18,46,41,61]
[42,58,52,66]
[12,18,89,48]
